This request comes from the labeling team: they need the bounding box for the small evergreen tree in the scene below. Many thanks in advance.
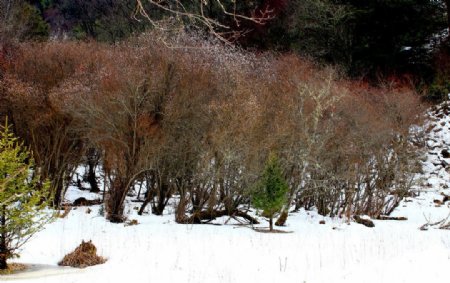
[252,153,289,231]
[0,120,53,270]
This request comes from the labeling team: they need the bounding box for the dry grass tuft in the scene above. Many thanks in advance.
[58,240,106,268]
[0,263,27,275]
[58,205,71,218]
[124,219,139,226]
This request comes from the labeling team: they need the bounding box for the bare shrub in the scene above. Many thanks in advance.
[2,42,93,205]
[294,80,424,219]
[1,31,425,224]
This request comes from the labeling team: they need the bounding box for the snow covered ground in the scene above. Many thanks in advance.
[2,104,450,283]
[3,195,449,283]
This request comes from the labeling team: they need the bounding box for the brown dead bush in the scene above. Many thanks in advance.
[59,240,106,268]
[1,32,426,225]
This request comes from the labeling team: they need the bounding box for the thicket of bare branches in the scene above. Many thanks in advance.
[135,0,274,42]
[1,42,85,205]
[0,32,425,223]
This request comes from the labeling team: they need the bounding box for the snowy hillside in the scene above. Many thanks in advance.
[2,104,450,283]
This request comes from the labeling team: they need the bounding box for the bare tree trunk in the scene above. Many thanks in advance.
[175,195,189,223]
[106,178,127,222]
[0,205,7,270]
[175,209,260,224]
[269,216,273,231]
[138,189,154,215]
[52,178,63,207]
[152,181,171,215]
[275,210,288,226]
[87,163,99,193]
[0,249,6,270]
[87,148,99,193]
[138,172,171,216]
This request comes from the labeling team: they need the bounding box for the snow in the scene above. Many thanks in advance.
[64,166,104,203]
[2,104,450,283]
[3,197,449,283]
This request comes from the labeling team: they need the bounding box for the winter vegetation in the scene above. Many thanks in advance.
[0,35,425,225]
[0,0,450,282]
[251,154,289,231]
[0,121,53,270]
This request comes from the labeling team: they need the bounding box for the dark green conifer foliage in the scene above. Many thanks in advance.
[252,154,289,231]
[0,120,53,270]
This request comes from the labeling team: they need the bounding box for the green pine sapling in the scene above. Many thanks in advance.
[0,119,53,270]
[252,153,289,231]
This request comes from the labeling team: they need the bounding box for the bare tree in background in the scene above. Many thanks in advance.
[135,0,274,41]
[444,0,450,33]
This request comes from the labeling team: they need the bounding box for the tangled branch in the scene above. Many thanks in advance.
[135,0,274,42]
